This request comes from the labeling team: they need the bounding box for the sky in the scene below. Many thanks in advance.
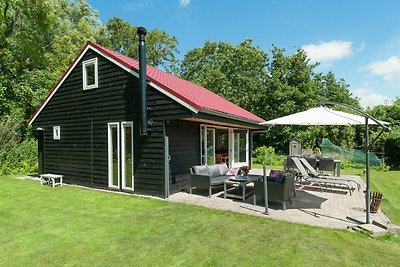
[87,0,400,108]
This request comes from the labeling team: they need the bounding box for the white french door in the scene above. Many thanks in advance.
[200,125,249,167]
[108,122,134,190]
[230,129,249,167]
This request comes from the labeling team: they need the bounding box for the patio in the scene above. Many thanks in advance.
[168,168,391,229]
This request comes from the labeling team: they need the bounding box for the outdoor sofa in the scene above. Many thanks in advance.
[190,163,236,197]
[253,171,295,210]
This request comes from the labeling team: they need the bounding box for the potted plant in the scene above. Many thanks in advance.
[240,165,251,176]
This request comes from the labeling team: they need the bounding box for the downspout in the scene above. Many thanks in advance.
[137,26,148,136]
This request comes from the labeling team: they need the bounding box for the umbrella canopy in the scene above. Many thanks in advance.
[260,107,388,126]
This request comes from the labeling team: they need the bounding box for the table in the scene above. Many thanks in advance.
[224,175,258,201]
[40,174,63,187]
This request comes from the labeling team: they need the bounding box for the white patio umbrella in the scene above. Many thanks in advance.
[259,103,390,224]
[260,106,388,126]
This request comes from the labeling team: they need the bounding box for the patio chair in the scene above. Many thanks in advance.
[291,157,353,195]
[253,171,295,210]
[298,157,360,191]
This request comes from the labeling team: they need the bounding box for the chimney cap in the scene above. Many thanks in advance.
[137,26,147,36]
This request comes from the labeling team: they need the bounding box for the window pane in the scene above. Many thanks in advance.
[86,63,95,86]
[200,126,205,165]
[112,127,118,187]
[125,126,132,188]
[206,129,215,165]
[234,131,246,163]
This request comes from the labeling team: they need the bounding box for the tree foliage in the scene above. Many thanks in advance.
[99,17,179,73]
[367,98,400,167]
[0,0,180,174]
[180,41,362,151]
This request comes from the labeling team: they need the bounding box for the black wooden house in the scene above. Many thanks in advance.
[29,31,265,197]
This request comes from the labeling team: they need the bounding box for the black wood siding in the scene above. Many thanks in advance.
[32,49,191,196]
[166,120,201,194]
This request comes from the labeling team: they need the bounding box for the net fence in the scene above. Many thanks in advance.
[320,138,381,166]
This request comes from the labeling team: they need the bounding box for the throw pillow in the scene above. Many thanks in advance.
[226,167,239,176]
[268,169,282,177]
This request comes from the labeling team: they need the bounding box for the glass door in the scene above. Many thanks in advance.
[206,128,215,165]
[231,130,249,167]
[108,122,134,190]
[108,123,120,189]
[121,122,134,190]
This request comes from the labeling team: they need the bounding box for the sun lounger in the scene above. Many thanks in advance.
[291,157,353,195]
[298,157,360,191]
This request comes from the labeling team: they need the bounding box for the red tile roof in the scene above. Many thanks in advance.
[29,41,265,125]
[89,42,265,123]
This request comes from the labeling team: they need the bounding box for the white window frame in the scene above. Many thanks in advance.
[53,126,60,140]
[121,122,134,191]
[82,58,98,90]
[108,122,120,189]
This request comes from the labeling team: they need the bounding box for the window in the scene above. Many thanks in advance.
[82,58,98,90]
[53,126,60,140]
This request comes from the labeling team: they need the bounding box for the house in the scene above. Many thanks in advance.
[29,31,266,197]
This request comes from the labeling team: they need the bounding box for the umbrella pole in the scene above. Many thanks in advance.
[263,165,269,215]
[365,118,371,224]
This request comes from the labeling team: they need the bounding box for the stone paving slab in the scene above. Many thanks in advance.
[168,169,392,229]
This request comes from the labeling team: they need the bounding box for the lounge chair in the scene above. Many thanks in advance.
[298,157,360,191]
[291,157,353,195]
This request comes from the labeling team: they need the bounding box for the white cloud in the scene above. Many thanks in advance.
[179,0,191,7]
[302,40,353,66]
[364,56,400,81]
[352,88,391,108]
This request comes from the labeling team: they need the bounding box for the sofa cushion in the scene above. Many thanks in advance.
[216,163,229,176]
[208,165,221,178]
[211,175,231,185]
[193,165,209,176]
[226,167,239,175]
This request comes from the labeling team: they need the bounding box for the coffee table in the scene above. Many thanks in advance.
[224,175,259,201]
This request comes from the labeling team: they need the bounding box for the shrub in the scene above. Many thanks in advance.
[0,114,38,175]
[253,146,285,166]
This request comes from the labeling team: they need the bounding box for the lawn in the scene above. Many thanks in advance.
[0,176,399,266]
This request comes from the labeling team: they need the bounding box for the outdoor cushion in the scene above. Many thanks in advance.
[269,170,282,177]
[208,165,221,178]
[210,175,230,185]
[216,163,229,176]
[226,167,239,175]
[193,165,209,176]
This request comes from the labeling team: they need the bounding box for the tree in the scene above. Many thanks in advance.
[180,39,269,116]
[99,17,179,73]
[368,98,400,167]
[180,41,361,152]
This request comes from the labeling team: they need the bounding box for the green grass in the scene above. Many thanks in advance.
[1,177,399,266]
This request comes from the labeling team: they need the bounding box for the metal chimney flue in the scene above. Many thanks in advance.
[138,26,148,135]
